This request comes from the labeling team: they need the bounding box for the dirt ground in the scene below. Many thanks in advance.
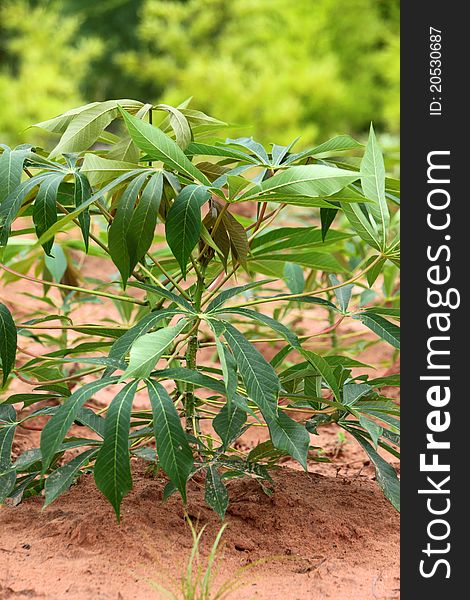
[0,254,400,600]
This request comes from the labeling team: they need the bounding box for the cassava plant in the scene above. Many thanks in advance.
[0,99,400,518]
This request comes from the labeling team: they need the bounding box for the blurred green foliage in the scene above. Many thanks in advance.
[0,0,399,147]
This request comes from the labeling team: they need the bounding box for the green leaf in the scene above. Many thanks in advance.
[206,280,271,313]
[365,255,386,287]
[40,377,117,472]
[265,409,309,469]
[226,137,269,163]
[300,349,341,402]
[284,262,304,294]
[285,135,363,164]
[165,184,210,276]
[205,465,229,519]
[0,303,17,387]
[185,142,258,164]
[361,124,389,245]
[107,309,181,373]
[220,308,300,349]
[356,313,400,349]
[341,201,381,251]
[348,429,400,511]
[0,405,17,502]
[32,174,65,255]
[80,154,140,186]
[320,207,338,241]
[329,274,353,312]
[128,172,163,268]
[73,173,92,251]
[0,174,50,246]
[118,107,210,185]
[44,448,97,508]
[147,379,193,502]
[108,172,149,285]
[213,337,237,405]
[0,145,31,204]
[343,383,373,406]
[240,165,360,200]
[94,381,138,520]
[121,319,188,380]
[213,401,246,450]
[128,281,195,313]
[251,227,349,254]
[222,211,248,268]
[39,169,147,247]
[155,367,227,395]
[34,102,101,133]
[223,323,280,415]
[50,100,142,157]
[156,104,192,149]
[358,415,383,449]
[108,103,153,162]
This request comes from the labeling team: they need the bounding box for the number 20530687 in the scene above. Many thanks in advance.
[429,27,442,116]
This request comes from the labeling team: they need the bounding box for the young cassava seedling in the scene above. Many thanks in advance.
[0,100,400,518]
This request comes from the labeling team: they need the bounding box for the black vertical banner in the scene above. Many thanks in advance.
[401,3,466,597]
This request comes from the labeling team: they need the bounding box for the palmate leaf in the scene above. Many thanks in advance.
[94,380,138,520]
[121,319,188,381]
[118,107,210,185]
[33,174,65,255]
[205,465,229,519]
[44,448,98,508]
[0,405,17,502]
[239,164,360,201]
[0,303,17,387]
[108,172,149,284]
[147,379,193,502]
[40,377,118,472]
[165,184,210,276]
[361,125,389,245]
[356,313,400,349]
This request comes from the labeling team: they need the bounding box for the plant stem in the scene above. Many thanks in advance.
[226,255,384,310]
[183,265,206,435]
[0,264,147,306]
